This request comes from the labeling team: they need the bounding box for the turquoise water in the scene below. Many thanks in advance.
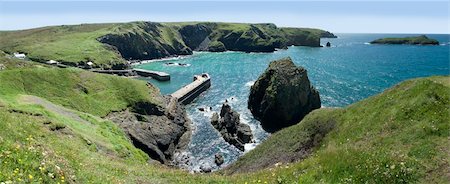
[134,34,450,171]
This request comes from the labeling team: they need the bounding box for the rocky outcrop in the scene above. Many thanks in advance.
[211,103,253,151]
[320,31,338,38]
[326,42,331,47]
[106,96,191,165]
[214,153,224,166]
[248,57,321,132]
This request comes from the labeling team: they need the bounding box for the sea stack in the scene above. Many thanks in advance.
[211,103,253,151]
[248,57,321,132]
[326,42,331,47]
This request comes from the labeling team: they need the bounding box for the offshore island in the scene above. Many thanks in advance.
[370,35,440,45]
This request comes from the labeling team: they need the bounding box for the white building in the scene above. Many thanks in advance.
[13,52,26,59]
[46,60,58,65]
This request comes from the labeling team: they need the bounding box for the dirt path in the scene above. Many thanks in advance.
[20,95,90,124]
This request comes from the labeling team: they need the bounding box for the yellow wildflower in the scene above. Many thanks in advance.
[28,174,33,180]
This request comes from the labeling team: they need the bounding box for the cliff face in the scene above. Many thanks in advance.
[98,22,192,60]
[98,22,334,61]
[281,28,321,47]
[179,24,213,51]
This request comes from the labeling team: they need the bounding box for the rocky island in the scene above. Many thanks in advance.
[248,57,321,132]
[370,35,439,45]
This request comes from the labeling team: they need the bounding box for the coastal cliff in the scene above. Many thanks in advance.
[99,22,330,60]
[0,22,336,68]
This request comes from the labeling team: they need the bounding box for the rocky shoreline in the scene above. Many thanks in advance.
[106,96,192,165]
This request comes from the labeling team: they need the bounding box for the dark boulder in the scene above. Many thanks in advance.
[248,57,321,132]
[211,103,253,151]
[215,153,224,166]
[326,42,331,47]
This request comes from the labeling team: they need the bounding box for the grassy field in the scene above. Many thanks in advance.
[0,24,124,68]
[0,63,448,183]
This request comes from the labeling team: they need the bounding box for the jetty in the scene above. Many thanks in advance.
[132,69,170,81]
[91,69,170,81]
[171,73,211,105]
[91,69,134,76]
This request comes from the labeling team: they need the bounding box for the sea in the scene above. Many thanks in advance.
[133,33,450,172]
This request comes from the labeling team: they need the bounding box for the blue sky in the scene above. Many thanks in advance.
[0,1,448,33]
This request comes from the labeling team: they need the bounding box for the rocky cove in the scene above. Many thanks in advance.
[113,55,321,173]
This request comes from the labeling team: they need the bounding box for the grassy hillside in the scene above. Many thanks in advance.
[0,65,447,183]
[226,76,449,183]
[0,68,226,183]
[0,24,124,68]
[0,68,161,117]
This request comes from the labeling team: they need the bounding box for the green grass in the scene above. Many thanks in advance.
[0,67,161,117]
[226,76,450,183]
[0,24,124,68]
[0,66,448,183]
[0,50,47,70]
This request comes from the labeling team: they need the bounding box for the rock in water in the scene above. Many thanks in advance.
[214,153,224,166]
[211,103,253,151]
[248,57,321,132]
[326,42,331,47]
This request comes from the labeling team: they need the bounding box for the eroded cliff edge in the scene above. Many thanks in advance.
[98,22,337,61]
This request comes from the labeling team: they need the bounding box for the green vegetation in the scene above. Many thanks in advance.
[0,67,160,117]
[207,41,226,52]
[0,50,47,70]
[370,35,439,45]
[0,24,124,68]
[0,68,225,183]
[0,65,447,183]
[226,76,449,183]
